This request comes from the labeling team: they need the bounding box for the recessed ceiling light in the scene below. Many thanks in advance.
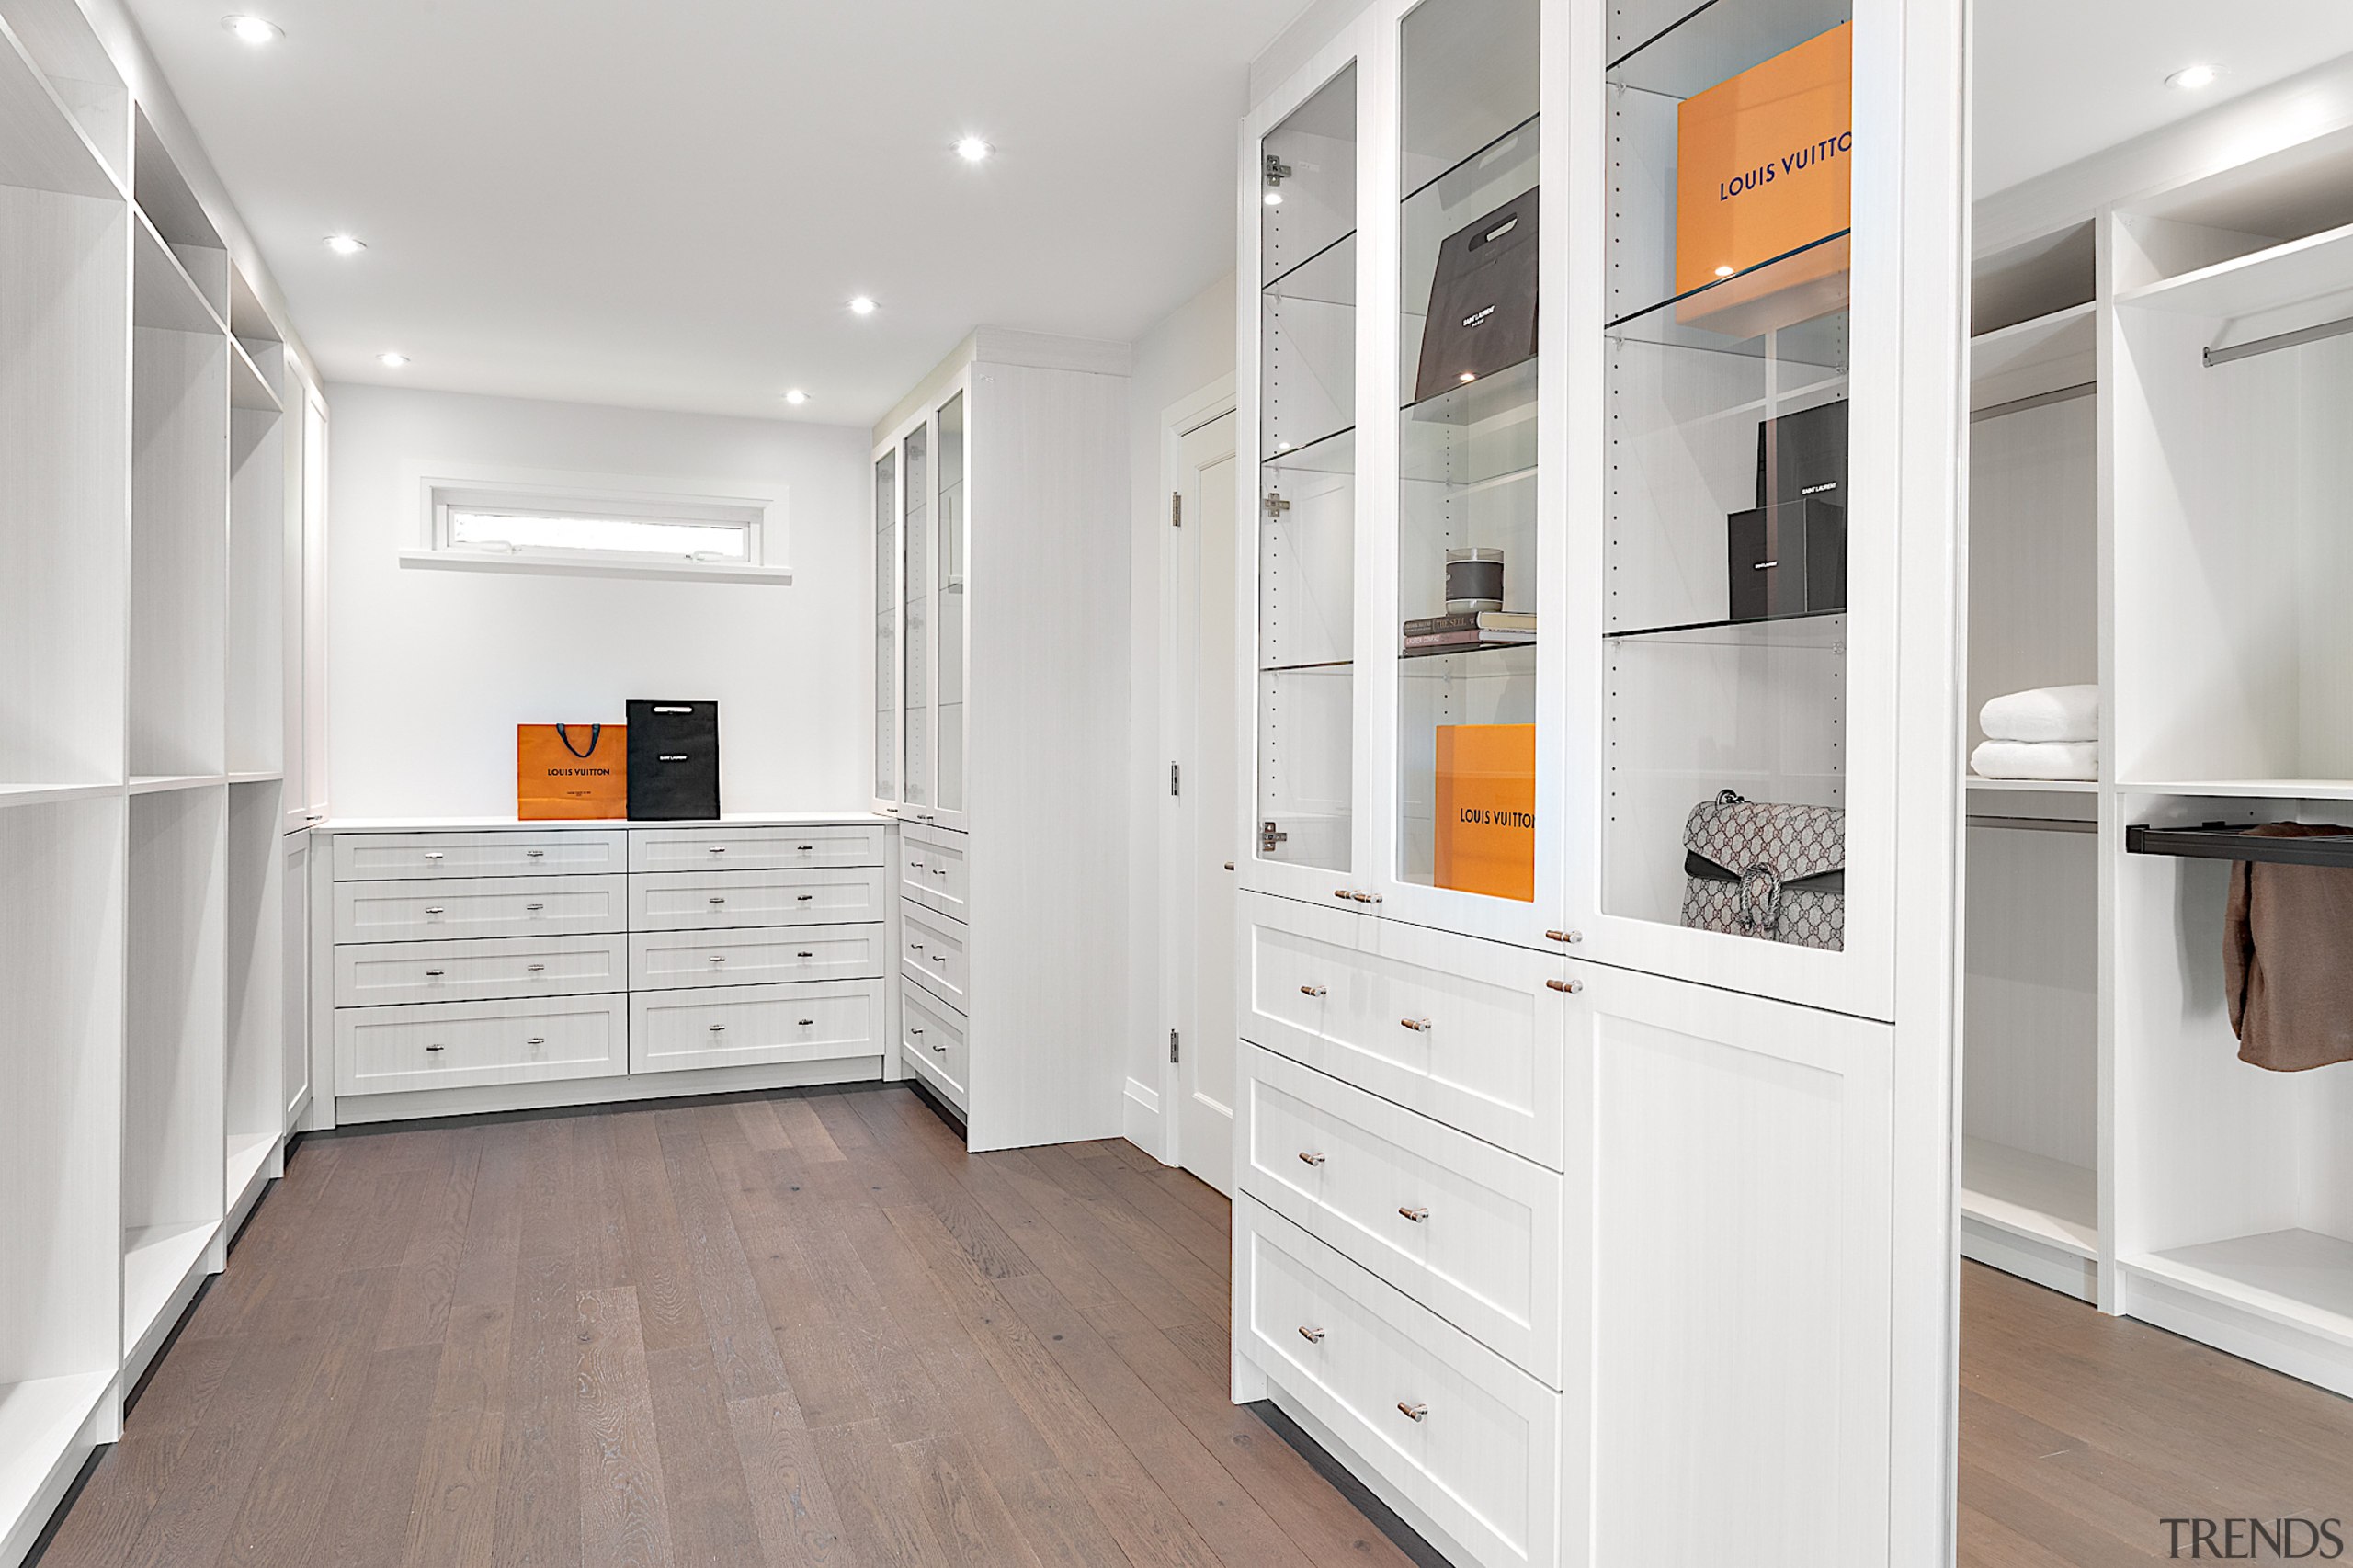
[1263,190,1285,207]
[784,389,810,405]
[222,15,281,44]
[1459,371,1476,384]
[1714,264,1735,278]
[324,234,366,256]
[378,351,408,368]
[955,136,993,164]
[2166,63,2219,90]
[848,296,877,316]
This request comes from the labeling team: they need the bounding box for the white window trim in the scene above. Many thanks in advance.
[397,460,794,585]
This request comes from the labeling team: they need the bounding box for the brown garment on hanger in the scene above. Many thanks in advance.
[2224,823,2353,1072]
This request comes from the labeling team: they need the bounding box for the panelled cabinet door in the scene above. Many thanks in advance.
[1558,0,1900,1021]
[1242,22,1378,912]
[1569,963,1893,1567]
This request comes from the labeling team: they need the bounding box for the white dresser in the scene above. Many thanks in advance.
[313,815,892,1122]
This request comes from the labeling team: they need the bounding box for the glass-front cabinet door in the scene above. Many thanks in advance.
[933,388,969,827]
[901,418,931,814]
[1249,39,1370,907]
[872,448,899,811]
[1566,0,1896,1017]
[1378,0,1562,946]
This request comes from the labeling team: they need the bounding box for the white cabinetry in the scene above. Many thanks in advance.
[1233,1,1964,1562]
[317,817,891,1122]
[871,333,1130,1148]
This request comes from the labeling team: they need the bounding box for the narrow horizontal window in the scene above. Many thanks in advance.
[445,506,752,563]
[406,472,790,584]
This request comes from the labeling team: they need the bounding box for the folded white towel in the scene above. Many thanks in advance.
[1980,684,2099,744]
[1971,739,2100,782]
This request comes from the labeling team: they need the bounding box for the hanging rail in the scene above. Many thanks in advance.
[2125,822,2353,867]
[2204,312,2353,369]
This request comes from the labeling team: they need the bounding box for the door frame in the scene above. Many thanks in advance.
[1155,374,1236,1175]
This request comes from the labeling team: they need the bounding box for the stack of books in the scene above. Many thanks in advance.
[1402,610,1537,654]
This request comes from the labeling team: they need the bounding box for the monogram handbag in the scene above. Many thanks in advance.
[1681,790,1845,949]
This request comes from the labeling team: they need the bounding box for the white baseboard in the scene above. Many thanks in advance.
[1124,1075,1168,1164]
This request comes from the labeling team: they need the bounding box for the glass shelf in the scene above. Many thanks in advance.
[1266,230,1358,306]
[1265,425,1358,476]
[1608,233,1852,342]
[1610,0,1850,94]
[1264,65,1359,286]
[1400,638,1538,665]
[1605,609,1846,645]
[1264,657,1356,675]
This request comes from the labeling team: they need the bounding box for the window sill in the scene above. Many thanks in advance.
[398,550,793,585]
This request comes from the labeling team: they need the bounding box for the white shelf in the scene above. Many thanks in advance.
[129,773,226,795]
[1970,301,2095,409]
[122,1221,212,1348]
[1964,775,2098,794]
[315,811,891,832]
[0,19,119,200]
[2127,1231,2353,1387]
[1960,1138,2097,1259]
[227,337,279,413]
[0,781,120,808]
[2119,778,2353,801]
[225,1132,273,1210]
[2117,220,2353,321]
[131,210,222,335]
[0,1371,112,1566]
[225,771,283,787]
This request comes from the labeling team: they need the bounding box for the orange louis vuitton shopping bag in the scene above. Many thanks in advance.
[517,723,626,820]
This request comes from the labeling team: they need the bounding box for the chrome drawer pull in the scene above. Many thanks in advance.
[910,942,924,950]
[1297,1151,1325,1167]
[526,848,545,858]
[1545,928,1584,945]
[797,844,815,851]
[708,846,728,855]
[930,954,947,965]
[1546,978,1583,994]
[424,969,446,978]
[933,1040,948,1053]
[798,1017,814,1026]
[709,895,727,904]
[1296,1325,1326,1344]
[1299,984,1325,997]
[425,905,446,915]
[423,851,444,860]
[709,1024,726,1033]
[527,963,546,972]
[1397,1206,1428,1223]
[710,954,727,962]
[1396,1402,1427,1423]
[933,868,948,876]
[797,950,813,959]
[526,903,545,911]
[526,1036,545,1046]
[797,894,814,902]
[426,1043,444,1052]
[910,1026,924,1035]
[1400,1017,1430,1032]
[1334,889,1352,902]
[1351,891,1381,903]
[911,858,925,869]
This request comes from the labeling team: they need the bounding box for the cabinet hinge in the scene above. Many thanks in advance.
[1170,491,1182,528]
[1169,1028,1180,1064]
[1262,819,1288,853]
[1170,761,1181,798]
[1264,494,1290,517]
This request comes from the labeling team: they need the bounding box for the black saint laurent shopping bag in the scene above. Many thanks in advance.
[626,700,721,821]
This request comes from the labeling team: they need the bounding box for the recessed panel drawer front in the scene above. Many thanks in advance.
[1240,892,1570,1169]
[900,901,970,1010]
[335,994,625,1095]
[629,925,887,991]
[335,933,629,1007]
[1241,1046,1563,1388]
[899,824,970,919]
[900,980,968,1107]
[630,980,881,1074]
[1239,1199,1558,1568]
[628,865,888,932]
[333,874,627,944]
[332,830,627,881]
[627,824,886,873]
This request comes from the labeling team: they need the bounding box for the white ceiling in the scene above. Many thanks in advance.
[1972,1,2353,196]
[129,0,1303,424]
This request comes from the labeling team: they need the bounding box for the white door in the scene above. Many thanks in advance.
[1167,408,1239,1191]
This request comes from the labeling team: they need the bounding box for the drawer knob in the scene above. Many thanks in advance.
[797,950,813,959]
[424,969,446,978]
[526,1037,545,1046]
[710,1024,726,1033]
[798,1017,814,1027]
[424,851,444,860]
[1400,1017,1431,1032]
[527,963,546,972]
[1396,1402,1428,1423]
[1546,978,1583,994]
[426,1043,444,1052]
[796,894,814,902]
[1297,1151,1325,1167]
[1545,929,1585,945]
[425,906,446,915]
[1298,984,1325,998]
[1296,1325,1326,1344]
[1397,1205,1429,1223]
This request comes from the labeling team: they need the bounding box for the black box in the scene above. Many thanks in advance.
[1413,187,1539,403]
[626,699,721,821]
[1727,497,1846,621]
[1755,397,1847,510]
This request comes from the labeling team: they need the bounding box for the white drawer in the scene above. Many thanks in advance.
[333,874,627,945]
[335,933,629,1007]
[1239,892,1572,1170]
[899,979,967,1110]
[335,994,625,1096]
[898,824,969,920]
[628,865,887,932]
[630,924,887,991]
[1240,1046,1563,1388]
[899,900,969,1011]
[1238,1199,1558,1568]
[628,824,886,873]
[630,980,882,1074]
[332,829,626,881]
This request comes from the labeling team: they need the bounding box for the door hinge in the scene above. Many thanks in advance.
[1169,1028,1180,1064]
[1170,491,1182,528]
[1170,761,1181,798]
[1262,819,1288,853]
[1264,493,1290,517]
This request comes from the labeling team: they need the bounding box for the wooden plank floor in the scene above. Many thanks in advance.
[32,1084,2353,1567]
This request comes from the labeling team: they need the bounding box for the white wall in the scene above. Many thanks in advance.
[1123,270,1238,1157]
[324,384,873,818]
